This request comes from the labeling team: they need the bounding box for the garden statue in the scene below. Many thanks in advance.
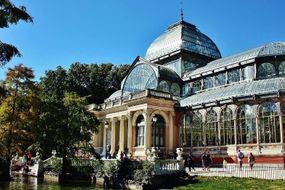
[176,148,183,161]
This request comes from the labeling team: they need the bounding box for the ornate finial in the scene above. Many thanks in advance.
[180,0,184,21]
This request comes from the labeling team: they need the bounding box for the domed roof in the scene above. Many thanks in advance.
[145,20,221,61]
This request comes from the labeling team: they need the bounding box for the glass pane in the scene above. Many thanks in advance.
[228,69,240,83]
[259,102,280,143]
[215,73,226,86]
[191,113,203,147]
[192,80,201,93]
[158,80,170,92]
[123,64,157,96]
[258,63,276,79]
[278,61,285,76]
[221,108,234,145]
[170,83,180,96]
[205,110,218,146]
[237,105,257,144]
[204,76,214,89]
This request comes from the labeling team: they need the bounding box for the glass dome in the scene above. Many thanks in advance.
[122,64,158,96]
[145,20,221,61]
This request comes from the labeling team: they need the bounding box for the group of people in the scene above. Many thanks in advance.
[236,150,255,171]
[184,149,256,172]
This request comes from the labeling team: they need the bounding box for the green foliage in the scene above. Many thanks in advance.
[101,160,119,178]
[0,0,33,66]
[133,161,154,185]
[46,157,62,173]
[175,176,285,190]
[38,63,128,159]
[97,160,155,187]
[0,64,40,164]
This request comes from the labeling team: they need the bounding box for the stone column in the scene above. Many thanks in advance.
[118,116,126,157]
[143,109,152,149]
[256,116,261,154]
[102,123,107,157]
[110,117,117,155]
[218,119,221,147]
[169,112,174,152]
[279,106,284,152]
[127,113,133,155]
[233,117,238,152]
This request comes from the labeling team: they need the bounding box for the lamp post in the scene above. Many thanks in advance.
[104,120,110,159]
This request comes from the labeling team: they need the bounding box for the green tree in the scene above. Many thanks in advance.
[39,67,99,181]
[0,0,33,66]
[0,64,40,180]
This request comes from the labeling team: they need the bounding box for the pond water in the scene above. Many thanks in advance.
[0,176,106,190]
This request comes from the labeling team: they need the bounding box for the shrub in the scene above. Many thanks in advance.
[133,161,154,186]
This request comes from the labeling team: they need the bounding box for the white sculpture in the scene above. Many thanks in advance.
[176,148,183,161]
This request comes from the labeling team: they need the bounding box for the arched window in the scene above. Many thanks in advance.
[220,108,235,145]
[237,105,257,144]
[205,110,218,146]
[228,69,240,83]
[191,112,203,147]
[170,83,180,96]
[258,63,276,79]
[152,115,165,147]
[259,102,280,143]
[136,115,145,146]
[179,114,191,147]
[123,64,157,96]
[278,61,285,76]
[158,80,169,92]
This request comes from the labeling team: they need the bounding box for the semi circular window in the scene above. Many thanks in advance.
[170,83,180,96]
[258,63,276,79]
[122,64,157,96]
[278,61,285,76]
[158,80,169,92]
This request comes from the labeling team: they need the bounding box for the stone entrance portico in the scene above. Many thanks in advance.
[91,89,177,159]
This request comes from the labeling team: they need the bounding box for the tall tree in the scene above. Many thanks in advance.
[39,67,99,181]
[0,64,40,180]
[0,0,33,66]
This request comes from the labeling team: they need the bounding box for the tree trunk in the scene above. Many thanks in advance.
[60,141,67,183]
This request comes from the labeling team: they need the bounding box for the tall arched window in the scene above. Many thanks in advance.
[152,115,165,147]
[205,110,218,146]
[220,108,235,145]
[179,114,191,147]
[158,80,170,92]
[258,62,276,79]
[170,83,180,96]
[237,105,257,144]
[278,61,285,76]
[191,112,203,147]
[259,102,280,143]
[136,115,145,146]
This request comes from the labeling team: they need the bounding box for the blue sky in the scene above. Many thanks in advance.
[1,0,285,80]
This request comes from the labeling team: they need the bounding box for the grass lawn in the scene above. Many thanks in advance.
[174,176,285,190]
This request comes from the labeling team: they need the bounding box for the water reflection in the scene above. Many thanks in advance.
[0,176,105,190]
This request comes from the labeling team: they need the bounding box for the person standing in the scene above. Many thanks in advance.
[223,157,228,171]
[201,151,207,170]
[205,151,213,171]
[237,149,244,171]
[248,152,255,171]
